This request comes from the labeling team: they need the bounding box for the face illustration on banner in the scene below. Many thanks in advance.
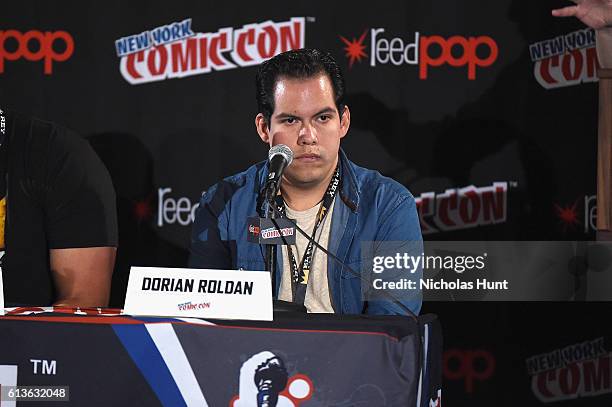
[256,74,350,190]
[230,351,313,407]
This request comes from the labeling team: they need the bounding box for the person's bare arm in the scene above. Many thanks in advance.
[596,28,612,67]
[50,247,116,307]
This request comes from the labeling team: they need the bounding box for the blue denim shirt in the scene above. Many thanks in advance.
[189,149,423,315]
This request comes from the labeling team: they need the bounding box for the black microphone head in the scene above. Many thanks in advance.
[268,144,293,166]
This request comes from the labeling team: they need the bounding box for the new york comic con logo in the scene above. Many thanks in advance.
[415,182,508,234]
[529,28,599,89]
[339,28,498,79]
[261,227,294,240]
[527,337,612,402]
[116,17,305,85]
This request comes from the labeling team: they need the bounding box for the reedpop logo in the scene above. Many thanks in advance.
[339,28,498,79]
[444,349,495,394]
[554,195,597,234]
[0,30,74,74]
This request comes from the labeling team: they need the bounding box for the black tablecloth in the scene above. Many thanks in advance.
[0,308,441,406]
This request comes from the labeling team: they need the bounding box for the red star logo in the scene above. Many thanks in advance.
[339,30,368,68]
[554,200,580,232]
[133,197,153,223]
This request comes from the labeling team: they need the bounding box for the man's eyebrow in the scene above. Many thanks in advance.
[274,112,299,119]
[313,107,337,117]
[273,107,337,120]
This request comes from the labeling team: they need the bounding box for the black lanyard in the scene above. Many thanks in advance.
[274,165,341,305]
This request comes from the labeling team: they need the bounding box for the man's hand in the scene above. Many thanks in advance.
[50,247,116,307]
[552,0,612,30]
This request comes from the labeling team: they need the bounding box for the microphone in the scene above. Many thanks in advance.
[264,144,293,203]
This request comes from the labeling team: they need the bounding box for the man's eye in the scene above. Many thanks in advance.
[284,117,296,124]
[319,115,330,121]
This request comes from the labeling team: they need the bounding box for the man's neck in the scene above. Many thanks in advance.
[281,183,328,212]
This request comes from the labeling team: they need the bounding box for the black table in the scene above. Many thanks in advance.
[0,307,441,406]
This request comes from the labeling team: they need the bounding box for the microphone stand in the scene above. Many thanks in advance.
[263,193,307,314]
[263,198,277,298]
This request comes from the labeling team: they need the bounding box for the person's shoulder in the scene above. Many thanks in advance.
[346,158,421,239]
[8,112,107,186]
[212,161,266,191]
[10,111,88,154]
[222,161,266,186]
[200,161,266,203]
[349,160,416,204]
[40,117,88,152]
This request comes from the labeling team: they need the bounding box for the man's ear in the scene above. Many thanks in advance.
[339,105,350,139]
[255,113,271,144]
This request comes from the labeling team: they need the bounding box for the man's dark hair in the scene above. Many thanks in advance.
[255,48,346,128]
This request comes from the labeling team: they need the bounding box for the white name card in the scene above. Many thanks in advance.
[124,267,273,321]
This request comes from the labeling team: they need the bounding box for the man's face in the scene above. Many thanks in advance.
[256,73,350,189]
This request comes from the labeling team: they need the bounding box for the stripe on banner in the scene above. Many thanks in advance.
[416,323,430,407]
[113,324,187,407]
[174,317,216,325]
[146,323,208,406]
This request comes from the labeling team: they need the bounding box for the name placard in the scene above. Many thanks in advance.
[124,267,272,321]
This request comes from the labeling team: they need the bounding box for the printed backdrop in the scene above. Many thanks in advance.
[1,1,609,405]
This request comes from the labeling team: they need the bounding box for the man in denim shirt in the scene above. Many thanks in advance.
[189,49,422,315]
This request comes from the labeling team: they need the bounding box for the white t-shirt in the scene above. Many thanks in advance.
[278,198,336,313]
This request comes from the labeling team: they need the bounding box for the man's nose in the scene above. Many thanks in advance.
[298,123,317,145]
